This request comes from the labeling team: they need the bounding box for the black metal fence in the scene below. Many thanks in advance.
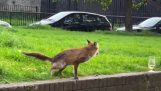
[0,10,150,26]
[1,0,160,26]
[0,0,161,26]
[107,15,149,27]
[0,11,53,26]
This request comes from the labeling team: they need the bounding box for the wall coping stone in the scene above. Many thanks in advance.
[0,71,161,88]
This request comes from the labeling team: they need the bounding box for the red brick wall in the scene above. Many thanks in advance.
[0,71,161,91]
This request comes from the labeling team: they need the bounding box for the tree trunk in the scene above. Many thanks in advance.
[125,0,132,32]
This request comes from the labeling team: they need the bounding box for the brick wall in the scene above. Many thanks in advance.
[0,71,161,91]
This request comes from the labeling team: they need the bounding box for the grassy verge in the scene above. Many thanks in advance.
[0,26,161,84]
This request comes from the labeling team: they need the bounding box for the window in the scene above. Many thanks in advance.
[96,16,107,23]
[64,15,73,24]
[82,14,97,24]
[63,14,81,24]
[157,21,161,29]
[73,14,81,24]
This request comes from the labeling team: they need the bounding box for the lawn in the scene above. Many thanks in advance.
[0,26,161,84]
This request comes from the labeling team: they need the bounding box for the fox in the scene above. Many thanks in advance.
[23,40,99,79]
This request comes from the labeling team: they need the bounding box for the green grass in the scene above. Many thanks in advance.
[0,26,161,84]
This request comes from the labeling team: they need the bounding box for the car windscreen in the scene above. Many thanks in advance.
[138,17,161,27]
[48,12,71,22]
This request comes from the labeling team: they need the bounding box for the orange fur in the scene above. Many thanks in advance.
[23,40,99,79]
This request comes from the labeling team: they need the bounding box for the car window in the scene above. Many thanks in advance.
[96,16,108,23]
[64,15,73,24]
[64,14,81,24]
[157,21,161,26]
[82,14,97,24]
[73,14,81,24]
[158,20,161,26]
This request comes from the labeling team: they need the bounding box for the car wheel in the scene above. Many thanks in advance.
[88,28,95,32]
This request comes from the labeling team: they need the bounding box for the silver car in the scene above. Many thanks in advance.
[117,17,161,32]
[0,20,12,28]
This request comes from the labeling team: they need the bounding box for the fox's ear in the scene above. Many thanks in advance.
[87,40,91,44]
[94,42,97,46]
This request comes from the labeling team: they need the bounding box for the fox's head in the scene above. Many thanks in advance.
[86,40,99,57]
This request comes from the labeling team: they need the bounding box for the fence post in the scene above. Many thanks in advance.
[68,0,71,10]
[112,17,115,29]
[75,0,78,10]
[36,6,38,20]
[9,11,12,25]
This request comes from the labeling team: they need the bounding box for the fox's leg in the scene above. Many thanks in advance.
[50,63,59,76]
[73,64,79,80]
[51,62,66,76]
[58,65,67,75]
[50,67,57,76]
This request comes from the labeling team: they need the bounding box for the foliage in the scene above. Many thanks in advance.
[133,0,148,10]
[90,0,112,10]
[83,0,148,10]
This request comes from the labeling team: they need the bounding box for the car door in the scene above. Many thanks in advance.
[81,14,97,31]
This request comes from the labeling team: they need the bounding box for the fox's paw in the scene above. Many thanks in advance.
[74,77,79,80]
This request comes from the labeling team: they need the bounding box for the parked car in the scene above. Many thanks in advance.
[0,20,12,28]
[30,11,112,31]
[116,17,161,33]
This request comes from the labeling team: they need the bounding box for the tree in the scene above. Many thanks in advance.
[125,0,132,32]
[124,0,147,31]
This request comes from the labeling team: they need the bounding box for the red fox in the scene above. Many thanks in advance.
[23,40,99,79]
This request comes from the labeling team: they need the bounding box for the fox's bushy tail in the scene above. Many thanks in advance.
[23,52,52,62]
